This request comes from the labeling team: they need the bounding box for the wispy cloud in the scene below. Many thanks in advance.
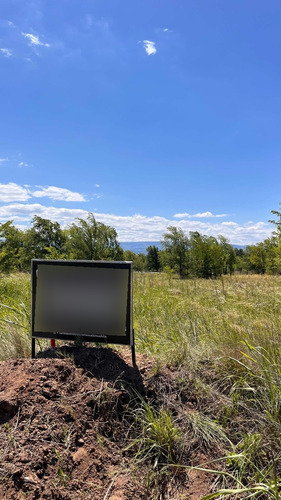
[0,20,15,28]
[0,183,30,202]
[95,184,100,188]
[0,183,85,203]
[18,161,29,167]
[143,40,156,56]
[22,32,50,48]
[31,186,85,202]
[0,158,8,163]
[174,211,228,219]
[0,203,87,224]
[0,48,13,57]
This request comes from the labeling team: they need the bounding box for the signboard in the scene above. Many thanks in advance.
[31,259,135,363]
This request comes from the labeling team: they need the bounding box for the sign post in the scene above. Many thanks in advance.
[31,259,135,365]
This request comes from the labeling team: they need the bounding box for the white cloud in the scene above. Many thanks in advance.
[8,21,15,28]
[143,40,157,56]
[174,211,228,219]
[31,186,85,202]
[221,221,237,227]
[95,184,100,188]
[0,183,30,202]
[0,183,85,203]
[0,158,8,163]
[0,48,12,57]
[0,202,273,245]
[22,33,50,48]
[18,162,29,167]
[0,204,87,224]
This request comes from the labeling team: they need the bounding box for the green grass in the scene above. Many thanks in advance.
[2,271,281,364]
[134,273,281,365]
[0,272,51,359]
[126,399,182,468]
[0,273,31,359]
[134,273,281,497]
[2,271,281,497]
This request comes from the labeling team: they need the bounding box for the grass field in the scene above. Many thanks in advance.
[135,272,281,363]
[1,271,281,498]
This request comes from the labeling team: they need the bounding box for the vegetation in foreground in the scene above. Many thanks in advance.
[1,272,281,498]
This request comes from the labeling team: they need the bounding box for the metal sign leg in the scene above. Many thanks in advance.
[131,344,136,366]
[31,338,36,358]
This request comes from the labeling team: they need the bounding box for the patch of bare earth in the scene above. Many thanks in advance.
[0,347,215,499]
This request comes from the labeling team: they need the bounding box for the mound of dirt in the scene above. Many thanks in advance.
[0,347,213,499]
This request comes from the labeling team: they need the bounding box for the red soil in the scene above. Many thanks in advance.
[0,347,213,499]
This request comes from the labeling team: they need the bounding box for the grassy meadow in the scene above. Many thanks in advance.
[2,271,281,498]
[135,272,281,363]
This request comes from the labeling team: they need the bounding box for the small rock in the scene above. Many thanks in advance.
[19,452,29,463]
[23,472,38,484]
[72,447,88,463]
[12,468,23,476]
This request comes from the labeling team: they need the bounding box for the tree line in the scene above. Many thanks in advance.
[1,208,281,277]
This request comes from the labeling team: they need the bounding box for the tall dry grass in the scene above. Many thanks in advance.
[135,273,281,366]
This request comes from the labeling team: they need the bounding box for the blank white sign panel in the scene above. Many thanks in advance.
[34,265,129,336]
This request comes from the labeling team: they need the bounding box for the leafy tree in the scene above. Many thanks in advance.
[146,245,161,272]
[21,216,66,269]
[123,250,146,271]
[244,243,266,274]
[206,236,225,277]
[218,236,236,275]
[134,253,146,271]
[0,221,24,273]
[123,250,137,261]
[189,232,224,278]
[68,213,123,260]
[161,226,189,278]
[234,247,246,273]
[269,206,281,238]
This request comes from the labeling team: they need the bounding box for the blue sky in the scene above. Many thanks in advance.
[0,0,281,244]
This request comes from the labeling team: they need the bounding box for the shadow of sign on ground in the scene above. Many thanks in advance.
[37,346,144,392]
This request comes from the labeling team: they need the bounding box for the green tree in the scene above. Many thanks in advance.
[123,250,137,262]
[21,216,66,269]
[244,243,266,274]
[123,250,146,271]
[146,245,161,272]
[0,221,24,273]
[189,232,224,278]
[234,247,246,273]
[68,213,123,260]
[267,206,281,274]
[269,206,281,238]
[218,236,236,275]
[161,226,189,278]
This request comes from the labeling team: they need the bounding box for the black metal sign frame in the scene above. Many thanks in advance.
[31,259,135,364]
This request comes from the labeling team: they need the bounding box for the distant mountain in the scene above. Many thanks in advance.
[120,241,160,254]
[233,244,246,250]
[120,241,246,255]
